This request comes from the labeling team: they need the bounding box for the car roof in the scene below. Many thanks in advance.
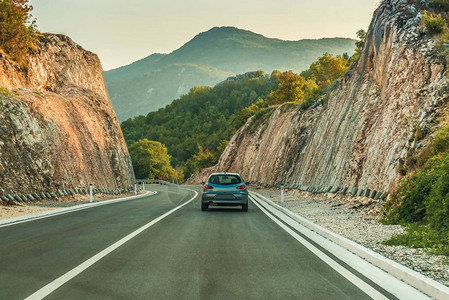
[209,172,241,177]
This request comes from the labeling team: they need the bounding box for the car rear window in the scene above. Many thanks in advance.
[209,174,242,185]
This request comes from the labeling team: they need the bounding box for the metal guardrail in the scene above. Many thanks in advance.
[135,179,177,185]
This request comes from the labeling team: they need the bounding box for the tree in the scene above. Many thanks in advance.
[349,29,366,64]
[192,144,215,170]
[309,53,349,89]
[129,139,176,180]
[266,71,306,104]
[0,0,38,65]
[214,140,229,161]
[303,79,320,101]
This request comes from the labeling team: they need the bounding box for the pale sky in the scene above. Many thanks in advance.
[30,0,379,71]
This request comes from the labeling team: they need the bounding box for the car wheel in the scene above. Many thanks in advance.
[242,203,248,212]
[201,203,208,211]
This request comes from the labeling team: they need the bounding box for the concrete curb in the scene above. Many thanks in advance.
[0,191,156,227]
[250,191,449,300]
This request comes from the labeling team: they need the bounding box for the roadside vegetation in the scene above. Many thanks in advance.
[128,139,183,182]
[382,123,449,255]
[380,0,449,256]
[0,0,39,66]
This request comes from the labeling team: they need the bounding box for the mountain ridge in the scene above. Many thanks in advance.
[105,26,356,121]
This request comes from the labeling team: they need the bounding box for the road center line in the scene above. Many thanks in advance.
[25,189,198,300]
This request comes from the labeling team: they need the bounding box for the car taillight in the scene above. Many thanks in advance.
[204,185,214,189]
[236,185,246,190]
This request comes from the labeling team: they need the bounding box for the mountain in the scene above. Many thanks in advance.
[105,27,356,121]
[0,34,135,199]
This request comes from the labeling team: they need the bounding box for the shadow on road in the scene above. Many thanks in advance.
[205,207,247,213]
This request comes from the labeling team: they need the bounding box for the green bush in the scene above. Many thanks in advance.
[383,152,449,223]
[422,11,447,36]
[433,125,449,154]
[382,125,449,254]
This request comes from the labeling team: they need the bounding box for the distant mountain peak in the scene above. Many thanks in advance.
[105,28,356,121]
[193,26,269,41]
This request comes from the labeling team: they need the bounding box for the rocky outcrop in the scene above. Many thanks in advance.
[0,34,135,200]
[204,0,449,196]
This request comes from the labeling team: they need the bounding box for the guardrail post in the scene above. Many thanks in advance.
[89,184,93,203]
[142,181,145,190]
[281,184,284,204]
[134,183,137,195]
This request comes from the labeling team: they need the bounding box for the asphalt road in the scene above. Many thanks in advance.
[0,185,398,299]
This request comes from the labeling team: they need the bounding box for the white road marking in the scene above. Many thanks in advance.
[251,196,400,300]
[25,190,198,300]
[251,193,430,300]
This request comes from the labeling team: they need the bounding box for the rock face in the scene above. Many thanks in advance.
[207,0,448,195]
[0,34,135,196]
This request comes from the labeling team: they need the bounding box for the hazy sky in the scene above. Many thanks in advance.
[30,0,379,71]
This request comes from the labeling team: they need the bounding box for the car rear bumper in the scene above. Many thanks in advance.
[201,193,248,206]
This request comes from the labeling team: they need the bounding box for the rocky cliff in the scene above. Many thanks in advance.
[0,34,135,201]
[206,0,449,199]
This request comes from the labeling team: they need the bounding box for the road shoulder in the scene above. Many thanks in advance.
[251,188,449,297]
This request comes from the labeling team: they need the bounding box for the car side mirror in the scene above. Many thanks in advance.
[245,182,250,185]
[201,181,205,185]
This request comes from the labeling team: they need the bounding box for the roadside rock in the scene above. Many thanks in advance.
[0,33,135,202]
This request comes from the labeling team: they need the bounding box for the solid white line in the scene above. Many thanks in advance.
[250,193,432,299]
[250,196,390,300]
[25,190,198,300]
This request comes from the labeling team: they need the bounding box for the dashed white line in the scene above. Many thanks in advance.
[25,190,198,300]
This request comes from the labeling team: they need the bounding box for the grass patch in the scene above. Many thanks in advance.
[0,88,12,97]
[279,102,300,113]
[383,224,449,255]
[0,88,19,99]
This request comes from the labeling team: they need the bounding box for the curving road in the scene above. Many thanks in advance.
[0,185,427,299]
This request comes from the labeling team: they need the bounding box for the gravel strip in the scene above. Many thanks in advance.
[252,187,449,287]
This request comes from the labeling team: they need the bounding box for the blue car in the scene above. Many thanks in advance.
[201,173,248,212]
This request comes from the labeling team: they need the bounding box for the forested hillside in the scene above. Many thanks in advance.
[105,26,355,121]
[121,71,278,177]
